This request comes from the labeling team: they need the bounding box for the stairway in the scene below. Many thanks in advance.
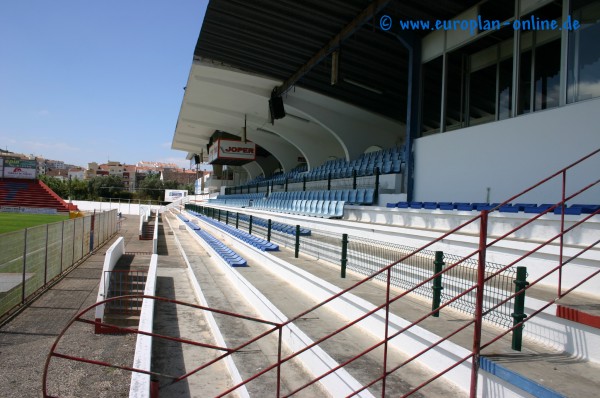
[139,212,156,240]
[101,266,148,333]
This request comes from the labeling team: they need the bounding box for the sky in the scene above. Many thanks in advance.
[0,0,208,169]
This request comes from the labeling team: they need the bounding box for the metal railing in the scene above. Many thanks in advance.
[41,149,599,397]
[103,270,148,315]
[0,209,119,323]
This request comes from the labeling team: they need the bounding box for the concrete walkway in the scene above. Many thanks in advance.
[174,208,600,397]
[0,215,150,398]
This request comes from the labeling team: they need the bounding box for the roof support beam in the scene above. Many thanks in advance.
[274,0,392,97]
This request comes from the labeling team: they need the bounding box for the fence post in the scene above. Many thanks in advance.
[235,212,239,229]
[44,223,49,285]
[217,209,221,222]
[341,233,348,278]
[327,172,332,191]
[352,169,357,190]
[432,251,444,317]
[267,219,272,242]
[303,176,306,192]
[374,167,380,202]
[511,266,529,351]
[285,178,288,192]
[225,211,229,225]
[294,225,300,258]
[470,210,488,398]
[249,215,253,235]
[21,228,28,304]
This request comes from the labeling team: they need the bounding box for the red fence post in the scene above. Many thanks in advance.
[559,170,566,298]
[470,210,488,397]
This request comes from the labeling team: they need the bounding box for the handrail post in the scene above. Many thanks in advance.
[225,211,229,225]
[470,210,488,398]
[303,176,306,192]
[559,170,566,297]
[374,167,380,202]
[217,209,221,222]
[511,266,529,351]
[294,225,300,258]
[249,215,253,235]
[285,178,288,192]
[341,233,349,278]
[267,219,272,242]
[22,228,28,304]
[235,212,239,229]
[432,251,444,317]
[352,169,357,190]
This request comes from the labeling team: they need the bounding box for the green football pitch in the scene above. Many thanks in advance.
[0,213,70,235]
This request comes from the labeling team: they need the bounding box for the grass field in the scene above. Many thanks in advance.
[0,213,69,235]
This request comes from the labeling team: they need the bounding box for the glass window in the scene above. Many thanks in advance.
[498,57,513,120]
[445,52,466,130]
[534,39,561,111]
[469,63,496,126]
[568,0,600,103]
[420,56,443,136]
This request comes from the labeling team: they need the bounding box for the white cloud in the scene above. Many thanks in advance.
[35,109,51,117]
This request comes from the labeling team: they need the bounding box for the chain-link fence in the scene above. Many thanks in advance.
[0,209,118,321]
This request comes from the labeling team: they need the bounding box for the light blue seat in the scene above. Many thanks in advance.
[341,190,350,201]
[355,189,366,204]
[348,189,358,204]
[315,201,324,217]
[309,200,318,216]
[334,201,345,218]
[334,190,342,201]
[364,189,375,205]
[320,200,331,217]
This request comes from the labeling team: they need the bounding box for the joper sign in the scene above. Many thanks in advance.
[208,139,256,162]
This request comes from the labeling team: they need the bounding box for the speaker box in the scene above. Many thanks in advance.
[269,95,286,120]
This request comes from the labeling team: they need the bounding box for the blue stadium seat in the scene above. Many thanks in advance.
[363,189,375,205]
[423,202,438,210]
[355,189,366,204]
[409,202,423,209]
[438,202,455,210]
[455,203,474,211]
[348,189,358,204]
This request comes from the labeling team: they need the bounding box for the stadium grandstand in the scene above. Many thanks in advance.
[3,1,599,397]
[166,0,600,396]
[0,159,78,214]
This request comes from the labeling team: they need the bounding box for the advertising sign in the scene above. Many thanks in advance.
[164,189,188,203]
[3,159,37,179]
[217,139,256,160]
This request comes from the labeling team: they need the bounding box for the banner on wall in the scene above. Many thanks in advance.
[3,159,37,179]
[208,139,256,163]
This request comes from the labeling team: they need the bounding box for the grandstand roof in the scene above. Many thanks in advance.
[172,0,479,174]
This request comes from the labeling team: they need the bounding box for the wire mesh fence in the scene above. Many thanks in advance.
[0,209,118,321]
[185,205,519,329]
[346,236,517,328]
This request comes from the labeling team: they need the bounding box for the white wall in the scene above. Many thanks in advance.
[414,98,600,204]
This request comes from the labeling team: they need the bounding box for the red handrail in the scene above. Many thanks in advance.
[42,148,600,397]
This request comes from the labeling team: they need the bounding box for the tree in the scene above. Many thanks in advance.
[138,174,164,201]
[88,176,125,199]
[39,175,68,198]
